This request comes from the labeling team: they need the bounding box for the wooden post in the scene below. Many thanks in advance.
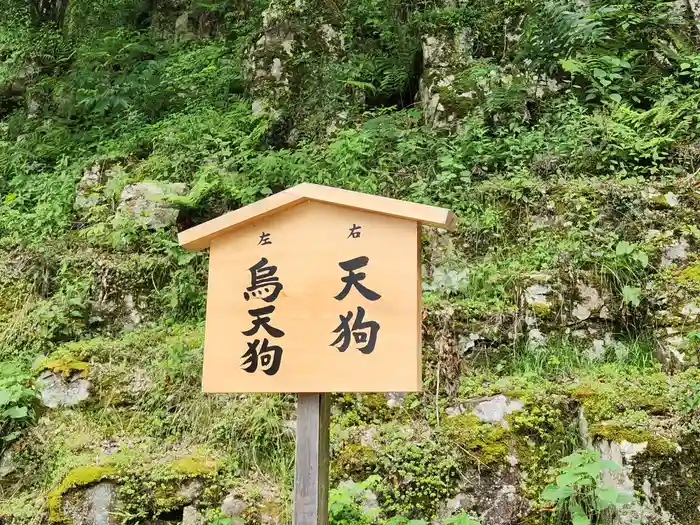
[294,393,331,525]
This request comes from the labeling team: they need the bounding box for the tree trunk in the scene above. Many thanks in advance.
[29,0,69,27]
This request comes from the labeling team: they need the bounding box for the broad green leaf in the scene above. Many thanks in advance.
[0,389,11,407]
[561,59,579,73]
[610,93,622,103]
[578,463,602,477]
[2,431,21,442]
[444,515,481,525]
[616,491,635,504]
[572,511,590,525]
[4,406,28,419]
[622,286,641,307]
[542,484,573,501]
[616,240,634,256]
[596,487,620,509]
[557,471,583,487]
[633,251,649,268]
[562,452,586,467]
[599,460,622,472]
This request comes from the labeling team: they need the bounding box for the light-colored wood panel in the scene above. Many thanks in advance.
[202,200,421,392]
[287,183,457,231]
[179,183,456,252]
[178,191,304,251]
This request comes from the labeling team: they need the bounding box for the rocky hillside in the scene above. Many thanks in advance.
[2,0,700,524]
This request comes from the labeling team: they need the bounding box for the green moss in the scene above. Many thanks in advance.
[646,436,679,456]
[631,434,700,525]
[168,456,219,476]
[48,465,117,523]
[440,414,509,466]
[377,438,459,519]
[591,424,653,443]
[38,357,89,378]
[677,262,700,289]
[113,455,223,518]
[591,424,679,457]
[333,393,398,425]
[531,302,551,316]
[571,369,671,424]
[333,444,378,480]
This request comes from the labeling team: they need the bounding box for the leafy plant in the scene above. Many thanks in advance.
[0,363,38,452]
[423,267,469,296]
[329,475,382,525]
[621,286,641,307]
[386,512,481,525]
[541,450,632,525]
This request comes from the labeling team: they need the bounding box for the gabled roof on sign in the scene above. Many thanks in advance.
[178,182,457,251]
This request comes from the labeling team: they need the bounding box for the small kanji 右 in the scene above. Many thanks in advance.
[348,224,361,239]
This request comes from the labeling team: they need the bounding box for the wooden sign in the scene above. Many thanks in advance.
[179,184,456,393]
[180,184,455,525]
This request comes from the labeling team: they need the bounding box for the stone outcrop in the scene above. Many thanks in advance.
[116,181,187,230]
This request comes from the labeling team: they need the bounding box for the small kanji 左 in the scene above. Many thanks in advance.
[258,232,272,245]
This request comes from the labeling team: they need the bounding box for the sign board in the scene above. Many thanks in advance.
[179,183,456,393]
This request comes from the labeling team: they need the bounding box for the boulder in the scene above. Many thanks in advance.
[116,181,187,230]
[62,482,119,525]
[661,238,689,267]
[572,284,605,321]
[0,449,16,479]
[221,493,247,517]
[182,505,204,525]
[524,284,552,313]
[385,392,405,408]
[479,484,530,525]
[177,479,204,503]
[38,370,91,408]
[74,165,104,211]
[473,395,524,425]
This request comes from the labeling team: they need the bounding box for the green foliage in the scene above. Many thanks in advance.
[0,364,38,453]
[2,0,700,521]
[571,366,670,423]
[541,450,632,525]
[329,475,382,525]
[329,476,482,525]
[386,512,481,525]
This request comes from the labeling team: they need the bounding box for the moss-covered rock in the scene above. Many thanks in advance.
[37,357,89,379]
[48,465,117,523]
[440,414,509,466]
[46,454,222,523]
[631,434,700,525]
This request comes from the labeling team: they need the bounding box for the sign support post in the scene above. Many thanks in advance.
[293,393,331,525]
